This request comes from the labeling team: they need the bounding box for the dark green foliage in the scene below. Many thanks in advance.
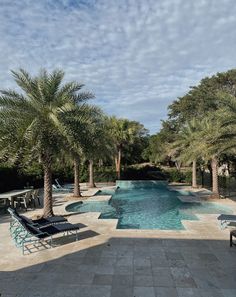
[121,165,166,180]
[165,169,185,182]
[70,164,116,183]
[169,69,236,123]
[80,164,116,182]
[123,135,149,164]
[94,167,117,182]
[183,170,192,183]
[144,68,236,169]
[0,165,43,192]
[143,120,179,165]
[164,168,192,183]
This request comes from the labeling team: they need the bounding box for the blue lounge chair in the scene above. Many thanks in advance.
[8,213,80,254]
[8,207,68,227]
[18,220,80,254]
[217,214,236,229]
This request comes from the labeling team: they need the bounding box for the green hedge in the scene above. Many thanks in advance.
[164,168,192,183]
[0,165,44,192]
[121,165,166,180]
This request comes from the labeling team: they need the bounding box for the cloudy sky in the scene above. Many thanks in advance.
[0,0,236,133]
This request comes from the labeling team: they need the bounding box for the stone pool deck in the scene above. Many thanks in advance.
[1,185,236,297]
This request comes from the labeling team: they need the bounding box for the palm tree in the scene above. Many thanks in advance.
[197,118,223,197]
[108,117,134,179]
[186,116,230,197]
[171,119,200,188]
[85,116,114,188]
[173,113,232,197]
[60,106,103,195]
[0,69,93,216]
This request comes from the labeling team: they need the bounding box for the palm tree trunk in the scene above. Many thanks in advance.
[42,155,54,218]
[115,156,118,172]
[88,159,95,188]
[73,158,81,197]
[175,160,181,171]
[98,159,103,168]
[192,160,197,188]
[116,148,121,180]
[211,156,220,198]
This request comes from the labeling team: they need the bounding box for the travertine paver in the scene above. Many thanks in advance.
[1,234,236,296]
[1,186,236,297]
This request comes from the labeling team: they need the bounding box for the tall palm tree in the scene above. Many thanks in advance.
[186,116,230,197]
[0,69,93,217]
[171,119,200,188]
[173,113,232,197]
[196,118,223,197]
[85,116,114,188]
[213,91,236,191]
[108,117,134,179]
[59,106,102,196]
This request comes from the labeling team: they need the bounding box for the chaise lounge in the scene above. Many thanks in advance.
[8,207,68,227]
[8,208,80,254]
[217,214,236,229]
[17,219,80,254]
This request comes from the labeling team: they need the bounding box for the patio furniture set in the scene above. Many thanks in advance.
[0,188,40,211]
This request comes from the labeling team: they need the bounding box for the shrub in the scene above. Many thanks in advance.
[94,167,116,182]
[0,165,44,192]
[166,169,184,182]
[183,170,192,183]
[122,165,166,180]
[164,168,192,183]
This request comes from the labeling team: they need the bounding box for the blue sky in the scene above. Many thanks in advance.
[0,0,236,134]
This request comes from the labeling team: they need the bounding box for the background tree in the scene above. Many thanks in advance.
[144,120,179,166]
[108,117,134,179]
[122,121,149,166]
[108,117,149,179]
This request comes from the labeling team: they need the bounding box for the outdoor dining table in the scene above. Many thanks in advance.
[0,189,32,207]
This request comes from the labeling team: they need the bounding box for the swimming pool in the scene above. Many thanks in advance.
[66,181,232,230]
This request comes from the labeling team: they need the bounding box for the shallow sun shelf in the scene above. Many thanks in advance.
[177,195,201,203]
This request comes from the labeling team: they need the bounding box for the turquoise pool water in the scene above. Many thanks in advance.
[66,181,232,230]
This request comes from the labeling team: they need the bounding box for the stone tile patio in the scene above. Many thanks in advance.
[0,186,236,297]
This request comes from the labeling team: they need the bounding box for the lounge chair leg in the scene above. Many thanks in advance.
[230,233,233,247]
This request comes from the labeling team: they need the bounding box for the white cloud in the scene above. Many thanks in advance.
[0,0,236,133]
